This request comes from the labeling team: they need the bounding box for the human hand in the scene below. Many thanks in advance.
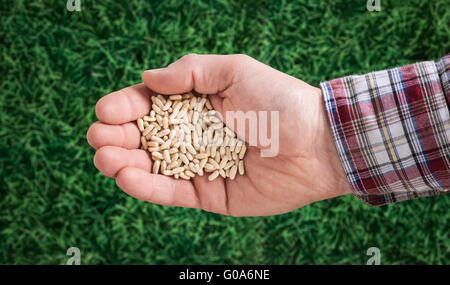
[87,54,352,216]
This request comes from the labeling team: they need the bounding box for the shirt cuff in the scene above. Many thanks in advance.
[320,55,450,206]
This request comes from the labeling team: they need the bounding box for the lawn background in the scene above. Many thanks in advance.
[1,0,449,264]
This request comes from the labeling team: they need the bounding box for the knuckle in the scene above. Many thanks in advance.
[180,53,198,63]
[233,53,250,61]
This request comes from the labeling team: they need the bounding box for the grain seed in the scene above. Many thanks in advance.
[229,165,237,180]
[163,150,171,164]
[137,119,144,132]
[208,170,219,181]
[238,160,245,175]
[153,160,161,174]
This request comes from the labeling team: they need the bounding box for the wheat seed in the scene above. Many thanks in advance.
[153,160,161,174]
[137,119,144,132]
[137,92,247,181]
[238,160,245,175]
[208,170,219,181]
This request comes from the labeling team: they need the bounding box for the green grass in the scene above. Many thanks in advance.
[1,0,449,265]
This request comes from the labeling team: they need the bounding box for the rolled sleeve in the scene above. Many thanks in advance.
[321,54,450,206]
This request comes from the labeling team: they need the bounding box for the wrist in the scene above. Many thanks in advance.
[316,86,353,199]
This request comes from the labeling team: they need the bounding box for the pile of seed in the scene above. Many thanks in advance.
[137,93,246,181]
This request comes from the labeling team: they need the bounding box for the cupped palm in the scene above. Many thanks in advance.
[87,54,350,217]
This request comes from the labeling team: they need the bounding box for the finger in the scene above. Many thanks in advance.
[207,93,223,114]
[142,54,243,95]
[94,146,151,178]
[116,167,201,209]
[96,83,152,124]
[87,121,141,150]
[191,174,230,215]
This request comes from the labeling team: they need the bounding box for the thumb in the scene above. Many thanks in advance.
[142,54,242,95]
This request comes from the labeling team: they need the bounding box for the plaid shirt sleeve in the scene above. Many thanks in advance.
[320,54,450,206]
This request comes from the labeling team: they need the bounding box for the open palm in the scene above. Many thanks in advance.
[87,54,351,216]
